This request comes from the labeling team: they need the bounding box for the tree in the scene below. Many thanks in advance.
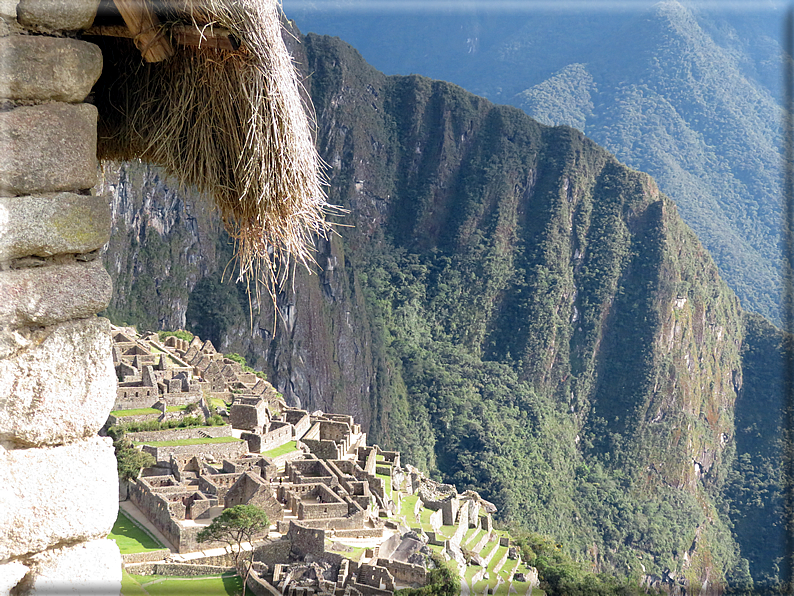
[198,505,270,594]
[113,437,156,482]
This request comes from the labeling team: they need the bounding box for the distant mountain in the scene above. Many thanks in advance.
[284,0,786,323]
[99,28,787,590]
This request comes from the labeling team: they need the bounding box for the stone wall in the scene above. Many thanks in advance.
[246,570,281,596]
[120,549,170,565]
[286,522,325,558]
[253,540,292,569]
[125,562,235,576]
[376,558,426,585]
[128,481,181,551]
[142,438,246,463]
[354,564,395,596]
[0,2,122,593]
[127,424,233,443]
[259,421,292,452]
[109,412,161,426]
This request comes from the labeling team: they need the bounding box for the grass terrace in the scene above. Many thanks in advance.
[166,405,189,412]
[327,544,366,561]
[262,440,299,458]
[122,571,243,596]
[464,564,481,585]
[376,472,392,500]
[134,437,242,447]
[487,545,509,575]
[419,506,434,530]
[209,397,230,411]
[399,494,419,522]
[109,511,165,554]
[165,355,183,366]
[111,408,160,417]
[477,536,500,567]
[463,528,484,549]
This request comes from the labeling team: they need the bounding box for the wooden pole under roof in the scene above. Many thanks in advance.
[112,0,175,62]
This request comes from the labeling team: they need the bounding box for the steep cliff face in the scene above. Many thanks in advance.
[101,31,773,589]
[98,162,218,332]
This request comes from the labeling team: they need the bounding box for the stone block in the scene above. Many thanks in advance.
[0,103,97,195]
[17,0,99,31]
[0,317,114,446]
[0,0,18,21]
[0,260,111,329]
[0,438,118,561]
[0,193,110,261]
[0,36,102,102]
[24,539,121,595]
[0,561,28,596]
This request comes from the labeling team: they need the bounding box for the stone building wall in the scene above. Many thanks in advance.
[127,424,233,443]
[259,420,292,451]
[142,438,246,463]
[0,1,122,593]
[376,558,427,586]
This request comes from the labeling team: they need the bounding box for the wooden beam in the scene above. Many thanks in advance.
[84,23,238,52]
[112,0,175,63]
[173,25,238,51]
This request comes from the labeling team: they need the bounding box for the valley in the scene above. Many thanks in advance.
[97,22,786,595]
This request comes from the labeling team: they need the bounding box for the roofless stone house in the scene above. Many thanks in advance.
[0,0,327,592]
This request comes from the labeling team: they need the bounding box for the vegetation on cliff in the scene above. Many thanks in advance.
[287,1,783,323]
[100,29,784,591]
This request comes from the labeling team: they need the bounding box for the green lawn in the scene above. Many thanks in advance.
[399,494,419,521]
[209,397,229,410]
[375,472,392,499]
[123,572,243,596]
[121,570,149,596]
[112,408,160,417]
[134,436,242,447]
[262,440,298,458]
[419,507,434,530]
[464,563,482,584]
[479,537,499,561]
[109,511,165,554]
[166,405,189,412]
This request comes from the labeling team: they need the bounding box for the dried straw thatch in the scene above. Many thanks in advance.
[94,0,331,301]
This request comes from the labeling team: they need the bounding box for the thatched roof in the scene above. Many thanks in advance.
[90,0,331,299]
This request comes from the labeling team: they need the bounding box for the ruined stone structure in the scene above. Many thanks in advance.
[110,326,280,416]
[0,1,122,592]
[118,402,530,594]
[126,408,388,554]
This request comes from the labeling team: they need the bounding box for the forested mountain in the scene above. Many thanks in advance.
[284,0,785,324]
[98,27,786,593]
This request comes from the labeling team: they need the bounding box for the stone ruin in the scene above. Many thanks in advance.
[125,408,384,554]
[121,404,450,594]
[119,400,526,594]
[110,325,282,422]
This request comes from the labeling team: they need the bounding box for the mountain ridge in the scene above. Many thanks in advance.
[98,28,782,591]
[285,0,785,323]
